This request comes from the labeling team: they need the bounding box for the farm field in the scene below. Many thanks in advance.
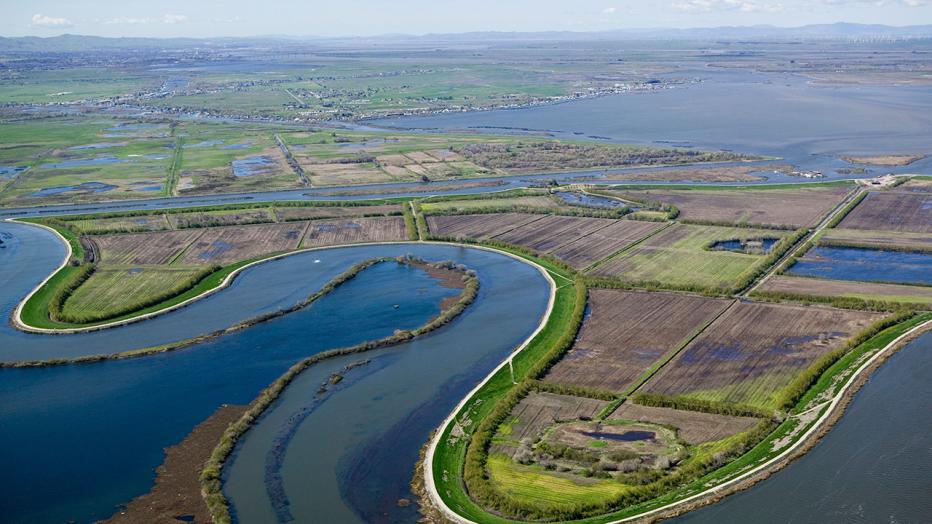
[66,214,173,234]
[420,195,563,214]
[590,223,789,290]
[93,229,204,265]
[486,455,630,508]
[173,122,302,195]
[493,392,609,451]
[302,217,407,248]
[426,213,545,240]
[60,266,208,322]
[545,290,732,393]
[757,275,932,305]
[609,185,851,227]
[583,165,773,183]
[550,220,664,269]
[838,191,932,233]
[274,204,401,222]
[609,403,760,445]
[492,215,616,252]
[180,222,307,264]
[640,301,883,410]
[819,227,932,252]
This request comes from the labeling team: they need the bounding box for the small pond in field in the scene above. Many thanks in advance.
[582,430,656,442]
[30,182,117,197]
[68,142,127,150]
[787,246,932,286]
[232,156,276,177]
[184,140,225,149]
[0,165,28,179]
[553,191,628,209]
[43,156,125,169]
[710,238,779,254]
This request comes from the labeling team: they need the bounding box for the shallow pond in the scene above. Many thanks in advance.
[30,181,117,197]
[710,238,778,254]
[232,155,276,177]
[43,156,125,169]
[553,191,627,209]
[788,246,932,286]
[582,430,655,442]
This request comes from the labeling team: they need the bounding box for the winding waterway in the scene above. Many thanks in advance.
[0,221,549,524]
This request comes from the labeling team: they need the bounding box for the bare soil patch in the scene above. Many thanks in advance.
[95,229,203,265]
[492,215,615,252]
[838,192,932,233]
[592,165,778,183]
[495,392,609,450]
[614,186,850,228]
[551,220,664,269]
[641,302,883,409]
[545,290,731,393]
[426,213,544,239]
[758,275,932,305]
[180,222,306,265]
[302,217,407,247]
[273,204,401,222]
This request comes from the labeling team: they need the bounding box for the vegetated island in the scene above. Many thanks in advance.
[841,154,926,167]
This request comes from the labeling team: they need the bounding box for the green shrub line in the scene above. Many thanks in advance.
[750,288,924,312]
[200,259,480,524]
[816,238,932,254]
[730,227,808,295]
[591,180,854,192]
[413,201,429,239]
[430,307,930,524]
[528,379,617,402]
[681,218,797,231]
[630,393,771,419]
[774,310,916,410]
[421,188,546,203]
[47,263,95,323]
[587,189,679,220]
[402,201,419,241]
[825,190,868,229]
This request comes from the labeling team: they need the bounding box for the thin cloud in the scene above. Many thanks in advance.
[672,0,784,13]
[602,7,618,14]
[31,14,74,28]
[105,14,190,25]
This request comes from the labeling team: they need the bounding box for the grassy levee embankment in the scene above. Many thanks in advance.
[429,307,931,524]
[428,245,583,523]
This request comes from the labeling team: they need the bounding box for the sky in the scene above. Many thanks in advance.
[3,0,932,38]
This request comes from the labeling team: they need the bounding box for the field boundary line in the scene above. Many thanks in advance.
[583,221,672,273]
[166,229,205,266]
[619,298,739,404]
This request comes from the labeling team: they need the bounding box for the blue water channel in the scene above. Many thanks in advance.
[0,221,550,523]
[788,246,932,286]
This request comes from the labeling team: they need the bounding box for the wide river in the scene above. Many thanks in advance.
[0,221,549,523]
[2,72,931,523]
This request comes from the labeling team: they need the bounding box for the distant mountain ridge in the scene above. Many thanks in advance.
[2,23,931,52]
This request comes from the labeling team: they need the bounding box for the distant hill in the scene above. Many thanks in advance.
[2,23,932,52]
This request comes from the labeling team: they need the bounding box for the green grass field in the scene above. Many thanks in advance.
[488,455,630,507]
[61,266,207,323]
[591,224,789,290]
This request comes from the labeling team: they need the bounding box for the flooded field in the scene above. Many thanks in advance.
[788,246,932,286]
